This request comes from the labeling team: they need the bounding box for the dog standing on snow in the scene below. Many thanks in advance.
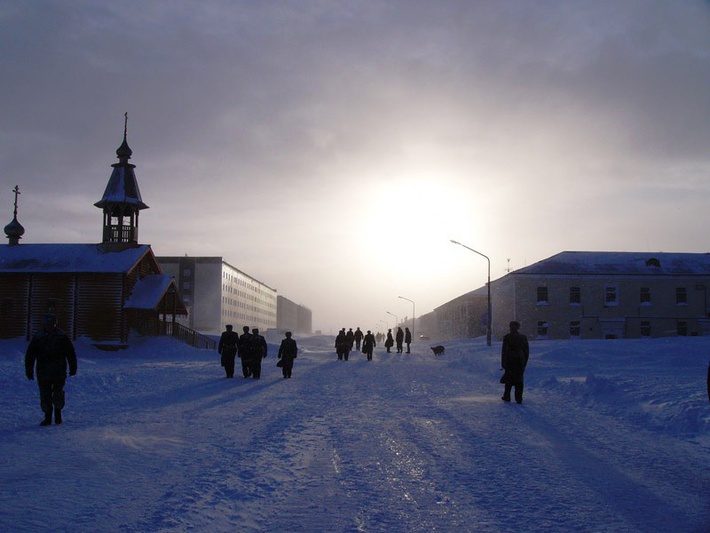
[430,345,445,357]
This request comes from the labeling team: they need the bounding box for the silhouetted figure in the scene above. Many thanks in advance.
[363,330,376,361]
[238,326,253,378]
[278,331,298,378]
[385,329,394,353]
[250,328,268,379]
[25,313,77,426]
[335,328,350,361]
[501,321,530,404]
[405,327,412,353]
[346,328,355,351]
[218,325,239,378]
[395,327,404,353]
[354,327,364,351]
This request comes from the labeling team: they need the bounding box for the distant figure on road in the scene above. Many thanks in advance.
[335,328,350,361]
[346,328,355,351]
[385,329,394,353]
[218,325,239,378]
[395,327,404,353]
[277,331,298,378]
[362,330,376,361]
[354,327,364,351]
[404,327,412,354]
[250,328,268,379]
[25,313,77,426]
[501,321,529,404]
[238,326,253,378]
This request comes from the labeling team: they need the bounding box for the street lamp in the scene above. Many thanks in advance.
[386,311,398,329]
[398,296,415,338]
[450,239,492,346]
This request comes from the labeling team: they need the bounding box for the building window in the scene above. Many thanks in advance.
[570,321,581,338]
[676,287,687,305]
[537,286,549,305]
[677,321,688,336]
[640,321,651,337]
[569,287,581,305]
[604,286,618,306]
[537,321,549,338]
[639,287,651,305]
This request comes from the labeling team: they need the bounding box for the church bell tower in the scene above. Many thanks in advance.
[94,114,149,248]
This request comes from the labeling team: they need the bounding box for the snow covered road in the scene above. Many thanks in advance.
[1,335,709,532]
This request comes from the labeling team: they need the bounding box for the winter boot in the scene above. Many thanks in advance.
[54,408,62,425]
[40,410,52,426]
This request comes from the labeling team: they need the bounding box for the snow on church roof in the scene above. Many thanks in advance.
[124,274,180,311]
[0,243,152,273]
[513,251,710,276]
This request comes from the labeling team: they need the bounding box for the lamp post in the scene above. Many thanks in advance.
[450,239,492,346]
[398,296,415,338]
[386,311,398,329]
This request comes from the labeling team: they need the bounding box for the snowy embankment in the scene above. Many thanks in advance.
[1,334,709,532]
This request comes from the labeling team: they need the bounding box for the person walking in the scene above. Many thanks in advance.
[362,330,376,361]
[385,329,394,353]
[250,328,268,379]
[500,321,530,404]
[354,327,364,351]
[218,325,239,378]
[335,328,350,361]
[277,331,298,378]
[25,313,78,426]
[404,327,412,354]
[395,327,404,353]
[238,326,253,378]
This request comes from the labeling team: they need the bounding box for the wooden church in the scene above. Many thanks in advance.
[0,120,192,348]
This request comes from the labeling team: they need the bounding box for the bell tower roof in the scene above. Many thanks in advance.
[94,113,148,211]
[95,114,148,247]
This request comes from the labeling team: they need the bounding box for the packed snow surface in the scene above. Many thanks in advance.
[2,334,710,532]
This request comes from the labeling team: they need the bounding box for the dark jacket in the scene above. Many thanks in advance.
[501,331,529,379]
[405,329,412,344]
[278,337,298,366]
[25,327,77,381]
[396,328,404,343]
[218,330,239,356]
[362,333,376,351]
[239,332,253,359]
[251,334,268,359]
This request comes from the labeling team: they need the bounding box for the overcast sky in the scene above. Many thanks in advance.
[2,1,709,333]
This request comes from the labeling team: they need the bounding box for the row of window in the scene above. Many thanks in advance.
[536,320,689,338]
[537,286,689,306]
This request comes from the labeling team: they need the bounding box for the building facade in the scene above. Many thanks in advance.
[157,256,278,335]
[427,251,710,341]
[490,252,710,340]
[277,295,312,335]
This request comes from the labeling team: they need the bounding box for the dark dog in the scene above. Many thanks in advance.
[430,345,445,356]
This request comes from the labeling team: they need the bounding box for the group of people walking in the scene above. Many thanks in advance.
[336,326,413,360]
[383,327,412,354]
[218,326,298,379]
[335,327,378,361]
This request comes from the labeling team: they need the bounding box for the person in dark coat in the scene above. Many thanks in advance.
[501,321,530,404]
[25,313,78,426]
[385,329,394,353]
[395,327,404,353]
[362,330,376,361]
[354,327,364,351]
[335,328,351,361]
[238,326,253,378]
[404,327,412,354]
[249,328,268,379]
[277,331,298,378]
[345,328,355,352]
[218,325,239,378]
